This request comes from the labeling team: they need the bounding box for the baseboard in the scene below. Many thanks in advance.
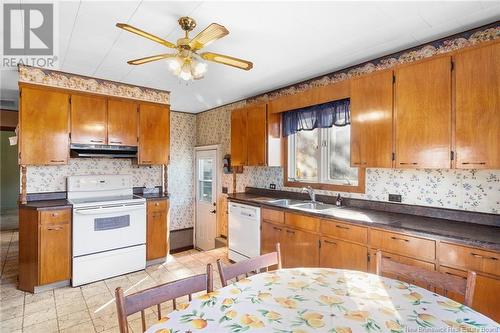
[170,245,194,254]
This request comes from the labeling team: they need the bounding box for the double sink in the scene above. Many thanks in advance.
[262,198,343,212]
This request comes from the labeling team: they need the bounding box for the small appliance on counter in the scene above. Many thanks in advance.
[67,174,146,286]
[228,202,261,262]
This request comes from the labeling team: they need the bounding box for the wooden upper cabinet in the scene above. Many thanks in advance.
[247,104,267,166]
[138,103,170,165]
[107,99,138,146]
[350,70,394,168]
[70,94,107,144]
[394,56,452,168]
[455,42,500,169]
[20,87,70,165]
[230,108,248,166]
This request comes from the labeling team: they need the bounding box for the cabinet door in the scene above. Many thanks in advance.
[146,200,168,260]
[455,43,500,169]
[107,99,138,146]
[320,237,368,271]
[138,103,170,165]
[230,108,248,166]
[395,56,452,168]
[261,221,283,255]
[246,104,267,166]
[70,94,107,144]
[473,274,500,322]
[20,87,69,165]
[39,223,71,284]
[350,70,393,168]
[282,228,319,268]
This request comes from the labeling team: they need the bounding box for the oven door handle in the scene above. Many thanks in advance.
[74,205,145,215]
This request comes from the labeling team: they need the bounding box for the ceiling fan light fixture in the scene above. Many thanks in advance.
[167,56,183,75]
[191,58,208,79]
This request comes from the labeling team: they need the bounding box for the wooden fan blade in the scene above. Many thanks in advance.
[200,52,253,70]
[189,23,229,50]
[116,23,176,49]
[127,54,175,65]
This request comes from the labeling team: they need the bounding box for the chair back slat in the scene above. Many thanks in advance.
[375,251,476,307]
[115,263,213,333]
[218,243,281,287]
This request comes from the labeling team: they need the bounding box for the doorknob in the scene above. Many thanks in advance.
[210,209,217,214]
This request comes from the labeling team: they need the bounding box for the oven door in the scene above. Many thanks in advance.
[73,202,146,257]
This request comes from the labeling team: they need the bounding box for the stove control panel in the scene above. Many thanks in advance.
[67,175,133,192]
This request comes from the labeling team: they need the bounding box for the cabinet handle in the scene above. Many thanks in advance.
[273,227,282,231]
[142,160,152,163]
[50,159,65,163]
[444,271,466,279]
[110,141,122,144]
[324,239,336,245]
[286,230,295,234]
[335,225,350,230]
[155,202,159,206]
[352,162,367,165]
[90,140,103,143]
[382,255,393,260]
[47,226,63,231]
[470,252,498,260]
[210,209,217,214]
[51,212,59,217]
[399,162,418,165]
[461,162,486,165]
[390,236,409,242]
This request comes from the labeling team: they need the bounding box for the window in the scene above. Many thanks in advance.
[286,124,364,192]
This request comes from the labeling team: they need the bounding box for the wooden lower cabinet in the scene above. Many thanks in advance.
[320,237,368,271]
[282,227,319,268]
[261,221,284,255]
[19,207,71,292]
[146,199,169,261]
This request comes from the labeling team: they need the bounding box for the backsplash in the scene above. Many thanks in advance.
[26,158,161,193]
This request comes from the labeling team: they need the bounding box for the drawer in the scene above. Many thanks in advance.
[40,209,71,225]
[147,199,168,213]
[370,229,435,262]
[320,219,367,244]
[262,208,284,224]
[439,242,500,276]
[285,212,319,232]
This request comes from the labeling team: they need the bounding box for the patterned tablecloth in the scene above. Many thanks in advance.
[147,268,499,333]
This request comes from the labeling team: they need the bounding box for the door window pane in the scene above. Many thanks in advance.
[198,159,213,203]
[294,129,318,181]
[328,126,358,185]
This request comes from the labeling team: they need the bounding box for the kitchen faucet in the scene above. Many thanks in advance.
[301,186,316,202]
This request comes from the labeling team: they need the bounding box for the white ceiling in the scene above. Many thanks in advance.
[1,1,500,113]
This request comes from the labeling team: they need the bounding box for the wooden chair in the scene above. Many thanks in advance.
[217,243,282,287]
[375,251,476,306]
[115,264,213,333]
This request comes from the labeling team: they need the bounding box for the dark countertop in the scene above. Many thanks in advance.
[138,192,169,200]
[228,193,500,252]
[20,199,72,210]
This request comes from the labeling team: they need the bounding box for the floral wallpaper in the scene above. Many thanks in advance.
[26,158,161,193]
[18,66,170,104]
[167,112,197,230]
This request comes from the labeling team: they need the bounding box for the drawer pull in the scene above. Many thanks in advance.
[399,162,418,165]
[352,162,367,165]
[50,159,65,163]
[51,212,59,217]
[471,252,498,260]
[47,226,63,231]
[390,236,409,242]
[461,162,486,165]
[444,272,466,279]
[273,227,282,231]
[142,160,152,163]
[90,139,103,143]
[382,255,392,260]
[324,240,336,245]
[286,230,295,234]
[335,225,350,230]
[110,141,122,144]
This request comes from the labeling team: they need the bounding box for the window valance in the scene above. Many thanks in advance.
[282,98,350,137]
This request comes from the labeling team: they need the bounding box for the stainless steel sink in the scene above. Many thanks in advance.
[265,199,304,206]
[291,202,336,211]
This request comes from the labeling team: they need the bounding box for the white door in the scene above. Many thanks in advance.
[195,149,217,250]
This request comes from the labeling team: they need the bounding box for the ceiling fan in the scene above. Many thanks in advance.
[116,17,253,81]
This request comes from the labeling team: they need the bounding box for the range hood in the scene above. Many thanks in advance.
[70,144,137,158]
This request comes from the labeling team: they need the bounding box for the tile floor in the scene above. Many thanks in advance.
[0,230,228,332]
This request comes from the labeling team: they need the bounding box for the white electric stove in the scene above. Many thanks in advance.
[67,175,146,286]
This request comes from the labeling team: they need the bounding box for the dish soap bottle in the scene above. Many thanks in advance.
[335,193,342,207]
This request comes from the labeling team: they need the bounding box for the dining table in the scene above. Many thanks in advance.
[146,268,500,332]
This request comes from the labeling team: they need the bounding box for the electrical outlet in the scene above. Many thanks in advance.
[222,187,228,194]
[269,183,276,190]
[388,194,402,202]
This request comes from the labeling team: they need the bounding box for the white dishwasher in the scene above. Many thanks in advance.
[228,202,261,262]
